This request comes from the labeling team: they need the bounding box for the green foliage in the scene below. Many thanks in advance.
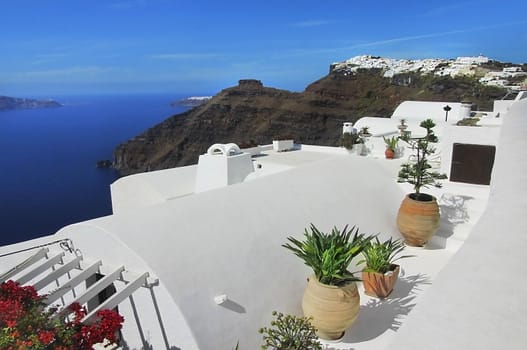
[358,237,413,274]
[283,224,372,285]
[259,311,322,350]
[398,119,447,195]
[383,136,399,151]
[359,126,371,136]
[339,132,363,150]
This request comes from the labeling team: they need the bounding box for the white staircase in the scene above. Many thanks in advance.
[0,239,166,350]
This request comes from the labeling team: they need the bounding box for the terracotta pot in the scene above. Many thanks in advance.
[385,148,395,159]
[302,275,360,340]
[362,264,400,298]
[397,193,440,246]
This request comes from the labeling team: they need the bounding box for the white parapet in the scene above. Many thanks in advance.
[195,143,255,193]
[272,139,295,152]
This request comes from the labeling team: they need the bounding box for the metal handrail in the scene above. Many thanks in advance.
[0,238,79,259]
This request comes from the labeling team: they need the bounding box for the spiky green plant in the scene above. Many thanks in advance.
[398,119,447,198]
[259,311,322,350]
[358,237,413,274]
[283,224,372,285]
[383,135,399,151]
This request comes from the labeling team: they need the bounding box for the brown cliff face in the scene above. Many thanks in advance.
[113,73,504,176]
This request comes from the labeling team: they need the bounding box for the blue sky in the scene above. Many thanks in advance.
[1,0,526,96]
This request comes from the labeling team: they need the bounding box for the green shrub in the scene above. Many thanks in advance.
[259,311,322,350]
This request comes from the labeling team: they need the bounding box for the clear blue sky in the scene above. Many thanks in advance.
[1,0,526,96]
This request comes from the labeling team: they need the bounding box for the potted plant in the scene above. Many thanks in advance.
[358,126,371,137]
[259,311,322,350]
[397,119,447,246]
[358,237,412,298]
[283,224,372,340]
[339,132,364,155]
[383,136,399,159]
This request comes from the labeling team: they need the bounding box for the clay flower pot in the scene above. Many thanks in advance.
[362,264,400,298]
[385,148,395,159]
[397,193,440,246]
[302,275,360,340]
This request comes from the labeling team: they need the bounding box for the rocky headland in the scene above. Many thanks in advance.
[0,96,62,111]
[113,61,507,176]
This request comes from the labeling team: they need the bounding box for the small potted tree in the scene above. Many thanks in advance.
[283,224,372,340]
[397,119,447,246]
[383,136,399,159]
[358,237,412,298]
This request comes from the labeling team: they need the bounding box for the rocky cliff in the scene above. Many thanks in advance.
[0,96,62,111]
[113,71,505,176]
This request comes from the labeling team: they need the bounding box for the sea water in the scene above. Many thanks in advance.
[0,94,191,246]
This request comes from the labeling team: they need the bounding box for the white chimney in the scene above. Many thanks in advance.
[459,102,472,119]
[195,143,255,193]
[343,122,355,134]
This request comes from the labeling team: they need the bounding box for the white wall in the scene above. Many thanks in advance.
[388,91,527,350]
[493,100,515,114]
[392,101,468,124]
[111,165,197,214]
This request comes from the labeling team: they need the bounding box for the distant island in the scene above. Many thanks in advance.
[171,96,212,107]
[0,95,62,111]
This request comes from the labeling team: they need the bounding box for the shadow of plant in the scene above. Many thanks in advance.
[436,193,474,239]
[342,273,431,343]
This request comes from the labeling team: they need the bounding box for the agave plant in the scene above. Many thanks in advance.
[383,135,399,151]
[283,224,372,286]
[358,237,413,274]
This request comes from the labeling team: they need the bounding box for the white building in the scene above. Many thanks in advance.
[1,92,527,349]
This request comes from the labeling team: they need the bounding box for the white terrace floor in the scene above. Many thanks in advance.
[253,148,492,350]
[108,142,494,349]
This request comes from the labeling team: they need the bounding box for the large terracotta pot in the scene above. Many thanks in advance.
[302,275,360,340]
[397,193,440,246]
[362,264,400,298]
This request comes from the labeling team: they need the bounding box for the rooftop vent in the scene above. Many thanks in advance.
[343,122,356,134]
[195,143,254,193]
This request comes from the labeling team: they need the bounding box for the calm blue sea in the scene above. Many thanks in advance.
[0,94,191,246]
